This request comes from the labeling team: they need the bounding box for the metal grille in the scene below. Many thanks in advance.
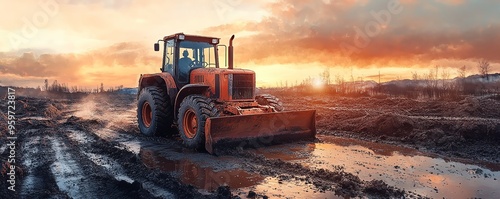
[194,75,204,83]
[232,74,254,100]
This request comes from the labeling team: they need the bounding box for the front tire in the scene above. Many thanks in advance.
[137,87,173,136]
[177,95,218,149]
[256,94,284,112]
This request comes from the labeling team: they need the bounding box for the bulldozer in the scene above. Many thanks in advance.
[137,33,316,154]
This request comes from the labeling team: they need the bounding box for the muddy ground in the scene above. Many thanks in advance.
[275,93,500,164]
[1,91,499,198]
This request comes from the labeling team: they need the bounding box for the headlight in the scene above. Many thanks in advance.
[178,34,185,40]
[212,38,219,44]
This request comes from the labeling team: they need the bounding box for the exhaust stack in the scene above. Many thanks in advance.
[228,35,235,69]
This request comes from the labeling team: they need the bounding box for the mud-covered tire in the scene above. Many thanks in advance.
[177,95,218,150]
[137,87,174,136]
[256,94,284,112]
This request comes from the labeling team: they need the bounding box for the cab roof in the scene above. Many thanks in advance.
[162,33,220,44]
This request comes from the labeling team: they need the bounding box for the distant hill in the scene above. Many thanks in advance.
[381,73,500,88]
[117,88,138,95]
[462,73,500,83]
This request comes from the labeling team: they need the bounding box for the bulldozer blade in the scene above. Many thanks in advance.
[204,110,316,154]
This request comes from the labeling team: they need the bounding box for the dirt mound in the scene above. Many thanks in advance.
[459,96,500,118]
[16,99,30,113]
[358,114,414,137]
[44,104,62,119]
[457,121,500,141]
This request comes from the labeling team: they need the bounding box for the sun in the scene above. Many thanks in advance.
[313,78,324,89]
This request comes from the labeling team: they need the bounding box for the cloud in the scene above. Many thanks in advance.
[204,0,500,68]
[0,42,158,87]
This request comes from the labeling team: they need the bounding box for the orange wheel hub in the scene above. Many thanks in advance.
[183,109,198,139]
[142,102,152,127]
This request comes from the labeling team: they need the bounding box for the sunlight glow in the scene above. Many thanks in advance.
[313,78,324,89]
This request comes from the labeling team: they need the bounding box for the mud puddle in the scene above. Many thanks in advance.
[251,135,500,198]
[140,149,264,192]
[235,177,343,199]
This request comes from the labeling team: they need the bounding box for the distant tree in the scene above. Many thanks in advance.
[44,79,49,91]
[71,86,78,93]
[320,68,331,85]
[477,59,490,80]
[378,71,381,84]
[411,71,419,80]
[441,68,450,89]
[50,80,58,92]
[457,65,467,78]
[423,68,438,98]
[115,85,124,91]
[350,67,354,82]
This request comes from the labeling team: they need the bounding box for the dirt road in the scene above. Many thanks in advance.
[1,93,499,198]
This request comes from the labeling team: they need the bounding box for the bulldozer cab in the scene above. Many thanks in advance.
[155,33,220,87]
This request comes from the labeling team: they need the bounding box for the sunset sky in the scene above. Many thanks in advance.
[1,0,499,89]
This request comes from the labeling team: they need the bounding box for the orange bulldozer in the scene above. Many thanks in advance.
[137,33,316,154]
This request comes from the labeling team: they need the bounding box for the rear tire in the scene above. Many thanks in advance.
[137,87,174,136]
[177,95,218,150]
[256,94,284,112]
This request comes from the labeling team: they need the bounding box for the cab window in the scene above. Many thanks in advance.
[163,39,174,75]
[177,40,216,82]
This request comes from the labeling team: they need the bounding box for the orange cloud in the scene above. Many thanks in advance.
[0,42,159,88]
[205,0,500,69]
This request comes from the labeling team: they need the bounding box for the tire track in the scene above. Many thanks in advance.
[50,136,98,199]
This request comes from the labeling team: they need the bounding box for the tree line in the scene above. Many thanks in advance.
[288,59,499,99]
[42,79,124,93]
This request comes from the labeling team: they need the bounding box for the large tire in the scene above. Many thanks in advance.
[256,94,284,112]
[177,95,218,149]
[137,87,174,136]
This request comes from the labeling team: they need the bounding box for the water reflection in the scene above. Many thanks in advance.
[308,135,500,198]
[140,149,264,191]
[251,142,316,161]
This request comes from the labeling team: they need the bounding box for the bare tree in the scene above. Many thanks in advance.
[441,68,450,89]
[434,65,439,81]
[477,59,490,80]
[71,86,78,93]
[320,68,330,85]
[378,71,381,84]
[44,79,49,91]
[411,71,419,80]
[457,65,467,78]
[350,67,354,82]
